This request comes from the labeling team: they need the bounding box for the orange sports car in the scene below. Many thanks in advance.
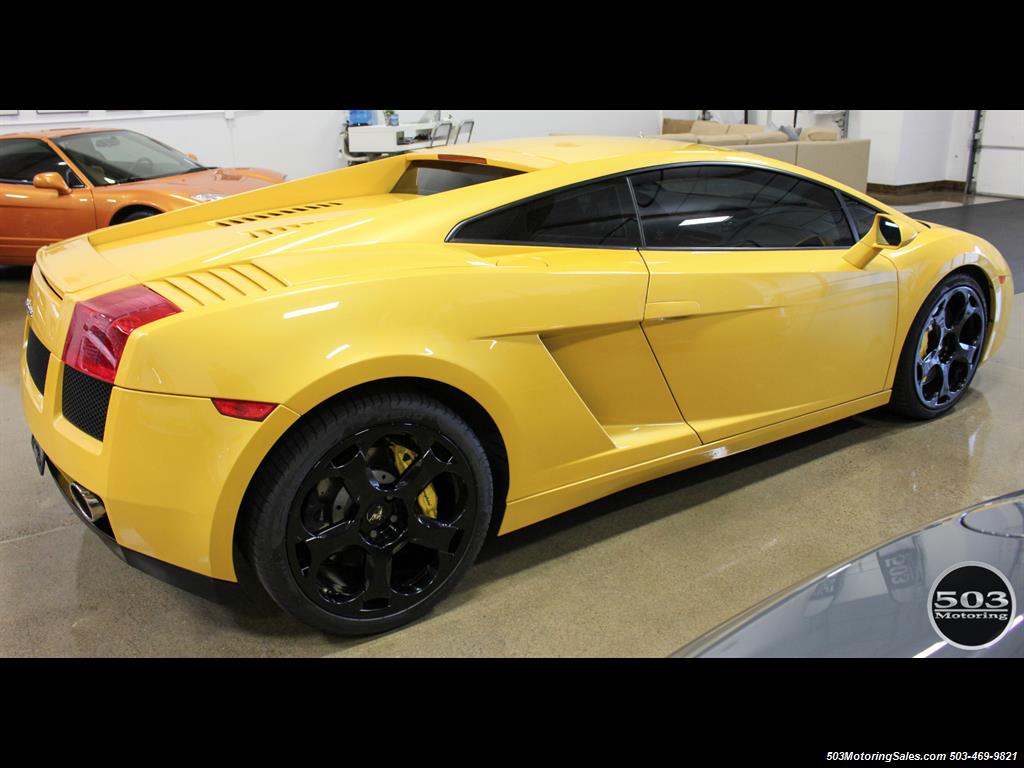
[0,127,285,264]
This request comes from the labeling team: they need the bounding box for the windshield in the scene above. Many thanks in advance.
[53,130,206,186]
[392,160,523,196]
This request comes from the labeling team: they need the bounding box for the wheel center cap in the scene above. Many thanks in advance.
[366,504,386,526]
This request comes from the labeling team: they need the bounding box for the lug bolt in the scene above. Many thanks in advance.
[390,515,398,523]
[370,530,378,538]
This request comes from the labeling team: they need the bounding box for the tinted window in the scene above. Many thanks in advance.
[54,130,204,186]
[453,177,640,247]
[0,138,84,187]
[630,165,854,249]
[392,160,522,196]
[841,193,881,239]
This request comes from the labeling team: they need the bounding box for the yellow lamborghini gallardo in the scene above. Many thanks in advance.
[21,136,1014,634]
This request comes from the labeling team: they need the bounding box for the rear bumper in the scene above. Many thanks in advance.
[21,319,300,583]
[42,451,239,602]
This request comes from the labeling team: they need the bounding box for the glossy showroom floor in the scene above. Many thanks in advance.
[1,201,1021,657]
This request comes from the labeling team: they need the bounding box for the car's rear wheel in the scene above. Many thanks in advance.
[244,390,493,635]
[890,273,988,419]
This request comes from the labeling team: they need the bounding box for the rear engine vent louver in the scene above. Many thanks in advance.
[245,223,315,239]
[213,200,346,227]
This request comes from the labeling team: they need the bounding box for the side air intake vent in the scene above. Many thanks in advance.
[213,200,346,227]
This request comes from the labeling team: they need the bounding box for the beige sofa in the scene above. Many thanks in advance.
[656,119,870,191]
[659,119,789,146]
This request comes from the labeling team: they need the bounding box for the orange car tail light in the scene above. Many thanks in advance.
[62,285,181,384]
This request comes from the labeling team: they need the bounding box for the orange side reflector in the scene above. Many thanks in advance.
[998,275,1007,284]
[212,398,276,421]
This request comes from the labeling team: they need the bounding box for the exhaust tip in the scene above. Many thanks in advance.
[68,482,106,523]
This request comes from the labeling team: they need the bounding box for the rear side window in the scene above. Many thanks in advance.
[841,193,881,239]
[630,165,854,249]
[451,177,640,247]
[0,138,83,187]
[392,160,522,196]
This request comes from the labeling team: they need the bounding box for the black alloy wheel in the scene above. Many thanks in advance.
[287,423,478,618]
[891,273,988,419]
[244,391,493,635]
[913,284,987,409]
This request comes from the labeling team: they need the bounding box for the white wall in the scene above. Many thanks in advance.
[0,109,661,181]
[6,108,1006,190]
[946,110,976,182]
[848,110,905,186]
[895,110,956,186]
[447,110,660,142]
[700,110,980,187]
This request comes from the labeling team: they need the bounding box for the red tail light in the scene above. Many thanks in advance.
[211,398,276,421]
[62,285,181,384]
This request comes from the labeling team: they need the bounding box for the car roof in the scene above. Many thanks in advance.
[0,126,129,141]
[411,135,697,171]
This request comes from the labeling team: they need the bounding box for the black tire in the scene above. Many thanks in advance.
[243,390,494,635]
[120,209,158,223]
[890,272,988,419]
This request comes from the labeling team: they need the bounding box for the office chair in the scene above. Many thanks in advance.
[429,121,453,147]
[453,119,475,144]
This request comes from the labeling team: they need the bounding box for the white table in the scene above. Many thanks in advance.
[345,122,441,154]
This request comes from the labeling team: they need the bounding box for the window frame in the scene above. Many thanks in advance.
[836,191,883,241]
[446,171,645,250]
[391,159,525,197]
[0,137,86,188]
[626,162,858,252]
[447,161,866,252]
[51,129,204,187]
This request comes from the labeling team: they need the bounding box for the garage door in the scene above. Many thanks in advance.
[975,110,1024,198]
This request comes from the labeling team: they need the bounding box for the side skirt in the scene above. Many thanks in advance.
[498,391,892,534]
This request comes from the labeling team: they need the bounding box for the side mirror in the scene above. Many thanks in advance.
[33,172,71,196]
[186,153,198,161]
[875,215,913,248]
[844,213,916,269]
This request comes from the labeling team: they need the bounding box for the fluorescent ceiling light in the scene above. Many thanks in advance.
[679,215,730,227]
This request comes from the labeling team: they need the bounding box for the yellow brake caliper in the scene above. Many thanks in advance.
[389,442,439,519]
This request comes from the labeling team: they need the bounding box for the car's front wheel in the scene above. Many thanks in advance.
[244,390,494,635]
[120,209,159,223]
[890,272,989,419]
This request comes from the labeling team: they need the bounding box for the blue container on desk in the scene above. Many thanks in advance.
[347,110,376,126]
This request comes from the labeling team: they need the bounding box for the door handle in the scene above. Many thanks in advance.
[643,300,701,321]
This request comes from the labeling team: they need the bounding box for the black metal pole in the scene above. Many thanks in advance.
[963,109,982,203]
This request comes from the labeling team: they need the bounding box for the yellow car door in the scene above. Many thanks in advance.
[632,163,898,444]
[447,172,702,487]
